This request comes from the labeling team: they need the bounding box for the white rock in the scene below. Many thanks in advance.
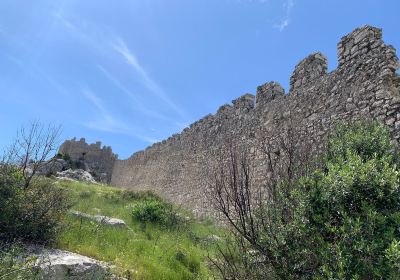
[56,169,97,184]
[69,210,126,227]
[31,247,106,280]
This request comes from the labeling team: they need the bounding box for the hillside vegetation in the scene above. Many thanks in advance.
[55,181,223,280]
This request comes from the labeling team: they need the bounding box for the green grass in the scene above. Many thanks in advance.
[54,180,224,280]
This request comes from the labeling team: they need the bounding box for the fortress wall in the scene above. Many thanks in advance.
[111,26,400,216]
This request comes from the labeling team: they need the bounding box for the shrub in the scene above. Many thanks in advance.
[0,167,70,243]
[326,120,392,161]
[303,121,400,279]
[132,199,176,225]
[121,189,161,201]
[0,122,69,244]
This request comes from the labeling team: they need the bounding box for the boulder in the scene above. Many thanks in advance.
[31,247,106,280]
[69,210,127,227]
[56,169,97,184]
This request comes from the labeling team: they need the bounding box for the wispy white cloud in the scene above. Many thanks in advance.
[55,12,186,120]
[96,64,141,102]
[96,64,177,122]
[54,12,108,56]
[111,37,186,118]
[82,88,130,134]
[274,19,289,32]
[274,0,295,32]
[82,88,158,143]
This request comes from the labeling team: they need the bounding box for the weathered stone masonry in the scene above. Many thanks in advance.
[59,138,117,183]
[111,26,400,215]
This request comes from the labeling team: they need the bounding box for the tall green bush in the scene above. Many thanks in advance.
[131,198,179,226]
[0,166,70,243]
[304,121,400,279]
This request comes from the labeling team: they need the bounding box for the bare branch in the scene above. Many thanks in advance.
[2,121,61,189]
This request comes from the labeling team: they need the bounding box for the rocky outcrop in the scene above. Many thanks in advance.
[69,210,127,227]
[56,169,97,184]
[35,159,70,176]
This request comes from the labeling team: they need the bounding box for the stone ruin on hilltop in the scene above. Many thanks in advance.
[58,138,117,183]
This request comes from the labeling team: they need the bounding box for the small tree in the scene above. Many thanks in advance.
[3,121,61,189]
[0,122,70,243]
[207,121,315,279]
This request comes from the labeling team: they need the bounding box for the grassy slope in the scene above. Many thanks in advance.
[54,180,223,280]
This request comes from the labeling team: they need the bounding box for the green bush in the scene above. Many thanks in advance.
[326,120,392,161]
[132,198,175,225]
[121,189,161,201]
[302,121,400,279]
[53,153,71,162]
[0,167,70,243]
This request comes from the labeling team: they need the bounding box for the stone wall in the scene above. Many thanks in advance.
[59,138,117,183]
[111,26,400,216]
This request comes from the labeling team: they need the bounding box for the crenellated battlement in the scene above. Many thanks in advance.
[232,93,255,111]
[111,26,400,216]
[256,82,285,108]
[290,52,328,92]
[337,25,383,67]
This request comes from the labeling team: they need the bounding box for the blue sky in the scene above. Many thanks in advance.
[1,0,399,159]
